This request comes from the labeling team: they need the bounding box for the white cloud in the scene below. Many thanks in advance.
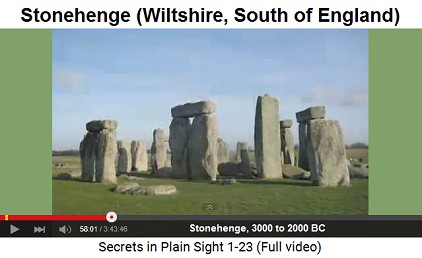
[301,85,368,107]
[55,69,85,90]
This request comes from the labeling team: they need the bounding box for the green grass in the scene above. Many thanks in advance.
[53,173,368,215]
[52,150,368,215]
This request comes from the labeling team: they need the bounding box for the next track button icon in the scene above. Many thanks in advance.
[34,226,45,234]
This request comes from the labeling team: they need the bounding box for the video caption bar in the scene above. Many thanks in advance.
[1,214,422,237]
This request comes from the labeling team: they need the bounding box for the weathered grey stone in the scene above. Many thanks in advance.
[169,118,191,178]
[254,94,283,179]
[235,142,248,162]
[280,119,293,128]
[240,149,253,179]
[217,162,240,177]
[80,132,97,182]
[348,165,369,178]
[216,178,236,185]
[118,174,144,181]
[56,173,72,180]
[117,140,132,173]
[152,167,173,178]
[86,120,117,132]
[171,101,216,118]
[131,140,148,172]
[306,119,350,187]
[188,114,218,180]
[130,185,177,195]
[95,129,118,183]
[217,138,229,164]
[296,106,326,123]
[292,171,311,180]
[282,164,310,180]
[164,158,171,168]
[114,182,139,194]
[80,127,118,183]
[297,122,309,170]
[151,128,168,174]
[280,126,295,165]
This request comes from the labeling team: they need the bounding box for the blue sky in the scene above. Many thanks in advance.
[52,29,368,150]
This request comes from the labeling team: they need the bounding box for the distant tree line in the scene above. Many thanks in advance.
[346,142,368,149]
[52,149,162,156]
[53,142,367,157]
[52,150,79,156]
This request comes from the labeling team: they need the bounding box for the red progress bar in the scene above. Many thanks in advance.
[6,215,106,221]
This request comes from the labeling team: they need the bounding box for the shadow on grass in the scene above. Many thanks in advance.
[52,176,82,182]
[239,179,313,187]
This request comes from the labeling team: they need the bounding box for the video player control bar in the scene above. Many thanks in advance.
[1,219,422,237]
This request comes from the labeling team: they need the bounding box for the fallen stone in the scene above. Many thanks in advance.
[130,185,177,195]
[292,171,311,180]
[114,182,139,194]
[86,120,117,132]
[254,94,283,179]
[306,119,350,187]
[217,162,240,177]
[216,178,236,185]
[171,101,216,118]
[56,173,72,180]
[348,164,369,178]
[296,106,326,123]
[153,167,173,178]
[118,174,144,181]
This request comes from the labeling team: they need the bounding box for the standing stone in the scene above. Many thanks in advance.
[306,119,350,187]
[297,122,309,170]
[131,140,148,172]
[80,132,97,182]
[96,129,118,183]
[296,106,326,171]
[150,128,167,174]
[254,94,283,179]
[169,118,191,178]
[240,149,253,179]
[235,142,248,162]
[80,120,118,183]
[217,138,229,164]
[280,120,295,165]
[117,140,132,173]
[188,114,218,180]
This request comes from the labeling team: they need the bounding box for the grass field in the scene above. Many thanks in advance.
[52,148,368,215]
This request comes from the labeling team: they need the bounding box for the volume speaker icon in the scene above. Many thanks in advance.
[59,225,72,235]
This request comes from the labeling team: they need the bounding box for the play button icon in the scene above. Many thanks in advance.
[10,225,19,235]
